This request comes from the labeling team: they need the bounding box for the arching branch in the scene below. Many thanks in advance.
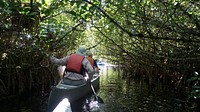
[83,0,142,37]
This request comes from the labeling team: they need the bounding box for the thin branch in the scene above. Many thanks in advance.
[83,0,141,37]
[86,40,102,50]
[56,19,85,45]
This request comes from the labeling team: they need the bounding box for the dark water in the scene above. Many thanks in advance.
[0,65,195,112]
[97,66,194,112]
[0,87,49,112]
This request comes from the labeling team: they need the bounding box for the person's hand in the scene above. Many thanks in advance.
[85,75,91,83]
[87,78,91,83]
[95,67,100,71]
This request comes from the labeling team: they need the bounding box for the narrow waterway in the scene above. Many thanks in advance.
[97,65,192,112]
[0,65,194,112]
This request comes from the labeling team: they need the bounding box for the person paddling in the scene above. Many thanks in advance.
[86,50,100,71]
[50,46,97,86]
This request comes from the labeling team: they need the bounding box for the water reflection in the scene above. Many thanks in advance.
[70,93,104,112]
[98,65,193,112]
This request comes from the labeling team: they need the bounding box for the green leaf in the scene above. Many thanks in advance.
[35,2,42,7]
[192,86,200,90]
[81,4,88,11]
[0,1,6,8]
[69,11,76,16]
[44,8,52,15]
[89,5,95,11]
[5,9,12,14]
[42,0,46,4]
[29,12,38,16]
[187,77,198,82]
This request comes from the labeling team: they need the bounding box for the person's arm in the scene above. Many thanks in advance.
[94,60,100,70]
[50,56,69,66]
[82,58,96,80]
[94,60,98,67]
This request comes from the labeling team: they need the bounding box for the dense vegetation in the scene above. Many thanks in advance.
[0,0,199,106]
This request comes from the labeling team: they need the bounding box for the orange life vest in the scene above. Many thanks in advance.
[86,57,94,68]
[66,54,84,74]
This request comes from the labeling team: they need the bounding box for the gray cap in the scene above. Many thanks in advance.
[76,46,86,56]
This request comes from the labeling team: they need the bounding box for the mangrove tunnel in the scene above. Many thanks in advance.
[0,0,200,111]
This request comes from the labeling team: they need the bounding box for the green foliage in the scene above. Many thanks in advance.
[0,0,88,96]
[187,77,199,82]
[187,72,200,105]
[189,86,200,100]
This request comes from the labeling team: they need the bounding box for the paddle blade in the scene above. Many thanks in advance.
[89,81,104,103]
[93,95,104,103]
[96,96,104,103]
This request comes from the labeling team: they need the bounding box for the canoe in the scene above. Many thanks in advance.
[47,74,100,112]
[97,61,106,66]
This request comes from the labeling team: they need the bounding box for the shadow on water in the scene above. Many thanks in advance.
[0,64,197,112]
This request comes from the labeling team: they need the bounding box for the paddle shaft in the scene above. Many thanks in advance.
[88,75,104,103]
[90,82,98,100]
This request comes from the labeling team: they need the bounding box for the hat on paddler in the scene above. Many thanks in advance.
[76,46,86,56]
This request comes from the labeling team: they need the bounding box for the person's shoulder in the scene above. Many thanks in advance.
[83,57,89,61]
[61,55,70,60]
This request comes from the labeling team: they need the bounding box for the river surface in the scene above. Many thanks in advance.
[0,65,195,112]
